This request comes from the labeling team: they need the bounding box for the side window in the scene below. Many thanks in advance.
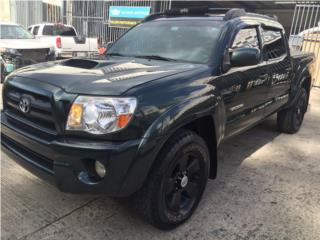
[32,26,39,35]
[262,29,286,60]
[231,28,260,50]
[27,27,32,32]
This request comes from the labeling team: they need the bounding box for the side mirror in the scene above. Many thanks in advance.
[106,41,113,50]
[230,48,260,67]
[105,42,113,52]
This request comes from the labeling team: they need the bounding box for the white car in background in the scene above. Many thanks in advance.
[28,23,99,59]
[0,22,55,82]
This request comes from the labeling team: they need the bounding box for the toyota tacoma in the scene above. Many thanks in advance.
[1,8,314,229]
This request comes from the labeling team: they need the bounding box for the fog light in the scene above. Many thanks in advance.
[95,160,106,178]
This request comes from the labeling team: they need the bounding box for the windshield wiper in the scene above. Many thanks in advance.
[133,55,177,62]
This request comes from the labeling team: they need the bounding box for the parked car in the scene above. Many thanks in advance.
[0,22,55,82]
[1,8,314,229]
[28,23,99,59]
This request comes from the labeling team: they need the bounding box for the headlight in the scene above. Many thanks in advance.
[66,96,137,134]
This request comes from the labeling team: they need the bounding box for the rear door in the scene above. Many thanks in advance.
[261,27,292,114]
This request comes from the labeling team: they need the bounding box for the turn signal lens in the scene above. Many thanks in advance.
[117,114,132,128]
[67,103,83,127]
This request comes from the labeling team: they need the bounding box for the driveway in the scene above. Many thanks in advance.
[1,87,320,240]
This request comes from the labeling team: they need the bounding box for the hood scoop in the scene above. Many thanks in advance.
[62,59,99,69]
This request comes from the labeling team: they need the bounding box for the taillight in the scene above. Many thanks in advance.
[56,36,61,48]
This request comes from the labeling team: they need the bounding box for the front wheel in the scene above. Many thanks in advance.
[277,88,308,134]
[133,130,210,229]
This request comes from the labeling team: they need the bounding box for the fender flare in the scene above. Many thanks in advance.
[288,71,311,108]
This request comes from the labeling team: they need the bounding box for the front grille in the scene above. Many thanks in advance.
[5,86,57,134]
[18,48,49,65]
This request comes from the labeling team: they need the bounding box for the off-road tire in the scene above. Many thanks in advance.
[277,88,308,134]
[132,129,210,230]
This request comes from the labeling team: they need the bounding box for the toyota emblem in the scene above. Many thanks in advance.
[19,97,31,114]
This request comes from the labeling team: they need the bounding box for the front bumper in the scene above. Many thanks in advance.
[1,113,145,196]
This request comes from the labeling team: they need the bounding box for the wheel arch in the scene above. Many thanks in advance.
[288,70,312,108]
[181,116,218,179]
[118,96,221,196]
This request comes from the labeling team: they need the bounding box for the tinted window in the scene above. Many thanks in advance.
[232,28,259,49]
[43,25,76,36]
[33,26,39,35]
[107,20,223,64]
[0,25,34,39]
[262,29,286,60]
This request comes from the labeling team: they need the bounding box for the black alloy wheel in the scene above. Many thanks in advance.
[277,87,308,134]
[132,130,210,229]
[164,151,205,216]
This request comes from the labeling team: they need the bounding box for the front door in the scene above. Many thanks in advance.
[220,26,270,137]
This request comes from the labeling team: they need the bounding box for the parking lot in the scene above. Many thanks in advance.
[1,87,320,240]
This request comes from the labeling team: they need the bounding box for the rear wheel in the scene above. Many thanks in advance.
[133,130,210,229]
[277,88,308,134]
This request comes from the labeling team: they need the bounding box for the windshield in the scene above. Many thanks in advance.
[43,25,76,36]
[107,20,223,64]
[0,25,34,39]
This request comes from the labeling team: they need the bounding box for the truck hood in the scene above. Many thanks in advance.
[9,58,202,95]
[0,38,53,49]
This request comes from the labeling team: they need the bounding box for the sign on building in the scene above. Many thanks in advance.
[108,6,151,27]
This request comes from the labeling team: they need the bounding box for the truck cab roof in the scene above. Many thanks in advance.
[144,7,284,30]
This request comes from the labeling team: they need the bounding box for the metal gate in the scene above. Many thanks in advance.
[62,0,172,44]
[9,0,62,28]
[289,3,320,87]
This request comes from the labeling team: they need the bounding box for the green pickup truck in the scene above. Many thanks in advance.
[1,8,314,229]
